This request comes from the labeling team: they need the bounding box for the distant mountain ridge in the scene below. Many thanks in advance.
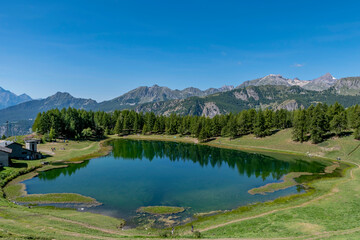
[0,92,97,123]
[236,74,309,88]
[302,73,337,91]
[1,73,360,136]
[97,84,234,111]
[0,87,32,110]
[0,84,235,124]
[236,73,337,91]
[134,85,360,117]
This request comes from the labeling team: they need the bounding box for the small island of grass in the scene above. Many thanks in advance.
[138,206,185,215]
[15,193,101,206]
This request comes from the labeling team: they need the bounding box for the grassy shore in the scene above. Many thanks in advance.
[0,130,360,239]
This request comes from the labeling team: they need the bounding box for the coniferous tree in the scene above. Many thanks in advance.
[292,109,307,142]
[114,117,123,135]
[32,112,42,132]
[254,110,267,137]
[225,115,237,138]
[152,119,161,134]
[310,104,328,144]
[237,110,250,135]
[330,111,347,136]
[32,102,353,143]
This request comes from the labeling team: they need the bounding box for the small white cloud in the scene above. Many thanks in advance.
[292,63,304,68]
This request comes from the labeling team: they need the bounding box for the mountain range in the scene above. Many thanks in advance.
[0,87,32,110]
[96,84,234,111]
[236,73,337,91]
[1,73,360,135]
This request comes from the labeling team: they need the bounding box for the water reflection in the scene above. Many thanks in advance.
[111,139,325,180]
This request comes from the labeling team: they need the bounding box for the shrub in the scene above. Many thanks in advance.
[194,231,202,238]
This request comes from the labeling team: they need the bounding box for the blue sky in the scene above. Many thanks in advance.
[0,0,360,101]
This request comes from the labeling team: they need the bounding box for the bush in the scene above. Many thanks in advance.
[159,231,170,238]
[194,231,202,238]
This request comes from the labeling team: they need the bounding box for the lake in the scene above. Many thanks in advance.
[22,139,325,224]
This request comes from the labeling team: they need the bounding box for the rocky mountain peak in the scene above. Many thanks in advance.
[302,73,337,91]
[0,86,33,110]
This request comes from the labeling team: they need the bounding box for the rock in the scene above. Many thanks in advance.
[202,102,221,118]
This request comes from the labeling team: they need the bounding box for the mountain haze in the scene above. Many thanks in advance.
[0,87,32,110]
[0,92,97,124]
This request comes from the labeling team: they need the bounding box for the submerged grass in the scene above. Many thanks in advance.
[248,172,313,195]
[138,206,185,215]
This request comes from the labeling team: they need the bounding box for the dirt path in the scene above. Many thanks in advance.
[47,216,153,237]
[185,160,359,237]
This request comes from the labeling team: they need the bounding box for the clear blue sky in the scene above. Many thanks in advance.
[1,0,360,101]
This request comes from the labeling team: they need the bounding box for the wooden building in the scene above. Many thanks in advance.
[0,146,12,167]
[0,140,42,160]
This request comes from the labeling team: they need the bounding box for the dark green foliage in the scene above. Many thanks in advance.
[310,104,328,144]
[292,109,307,142]
[254,110,269,137]
[33,102,355,143]
[193,231,202,238]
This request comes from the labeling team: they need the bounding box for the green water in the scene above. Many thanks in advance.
[23,139,325,222]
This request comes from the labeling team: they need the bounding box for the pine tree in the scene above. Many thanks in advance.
[264,109,274,132]
[32,112,42,132]
[330,111,347,136]
[254,110,267,137]
[198,126,207,142]
[292,109,307,142]
[152,119,161,134]
[237,111,249,135]
[226,115,237,138]
[114,117,123,135]
[310,104,328,144]
[142,124,148,135]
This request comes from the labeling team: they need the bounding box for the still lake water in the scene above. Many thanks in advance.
[23,139,325,221]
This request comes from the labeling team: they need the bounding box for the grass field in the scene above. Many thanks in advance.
[0,130,360,239]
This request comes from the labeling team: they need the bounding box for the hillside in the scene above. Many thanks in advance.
[236,74,310,88]
[329,77,360,95]
[0,92,97,123]
[2,74,360,136]
[0,87,32,110]
[135,85,360,116]
[97,84,234,111]
[236,73,339,92]
[302,73,337,91]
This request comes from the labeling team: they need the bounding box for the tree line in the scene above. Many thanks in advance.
[32,102,360,144]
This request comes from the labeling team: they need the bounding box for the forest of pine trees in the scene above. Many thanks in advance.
[32,102,360,144]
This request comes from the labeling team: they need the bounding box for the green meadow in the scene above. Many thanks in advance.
[0,130,360,239]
